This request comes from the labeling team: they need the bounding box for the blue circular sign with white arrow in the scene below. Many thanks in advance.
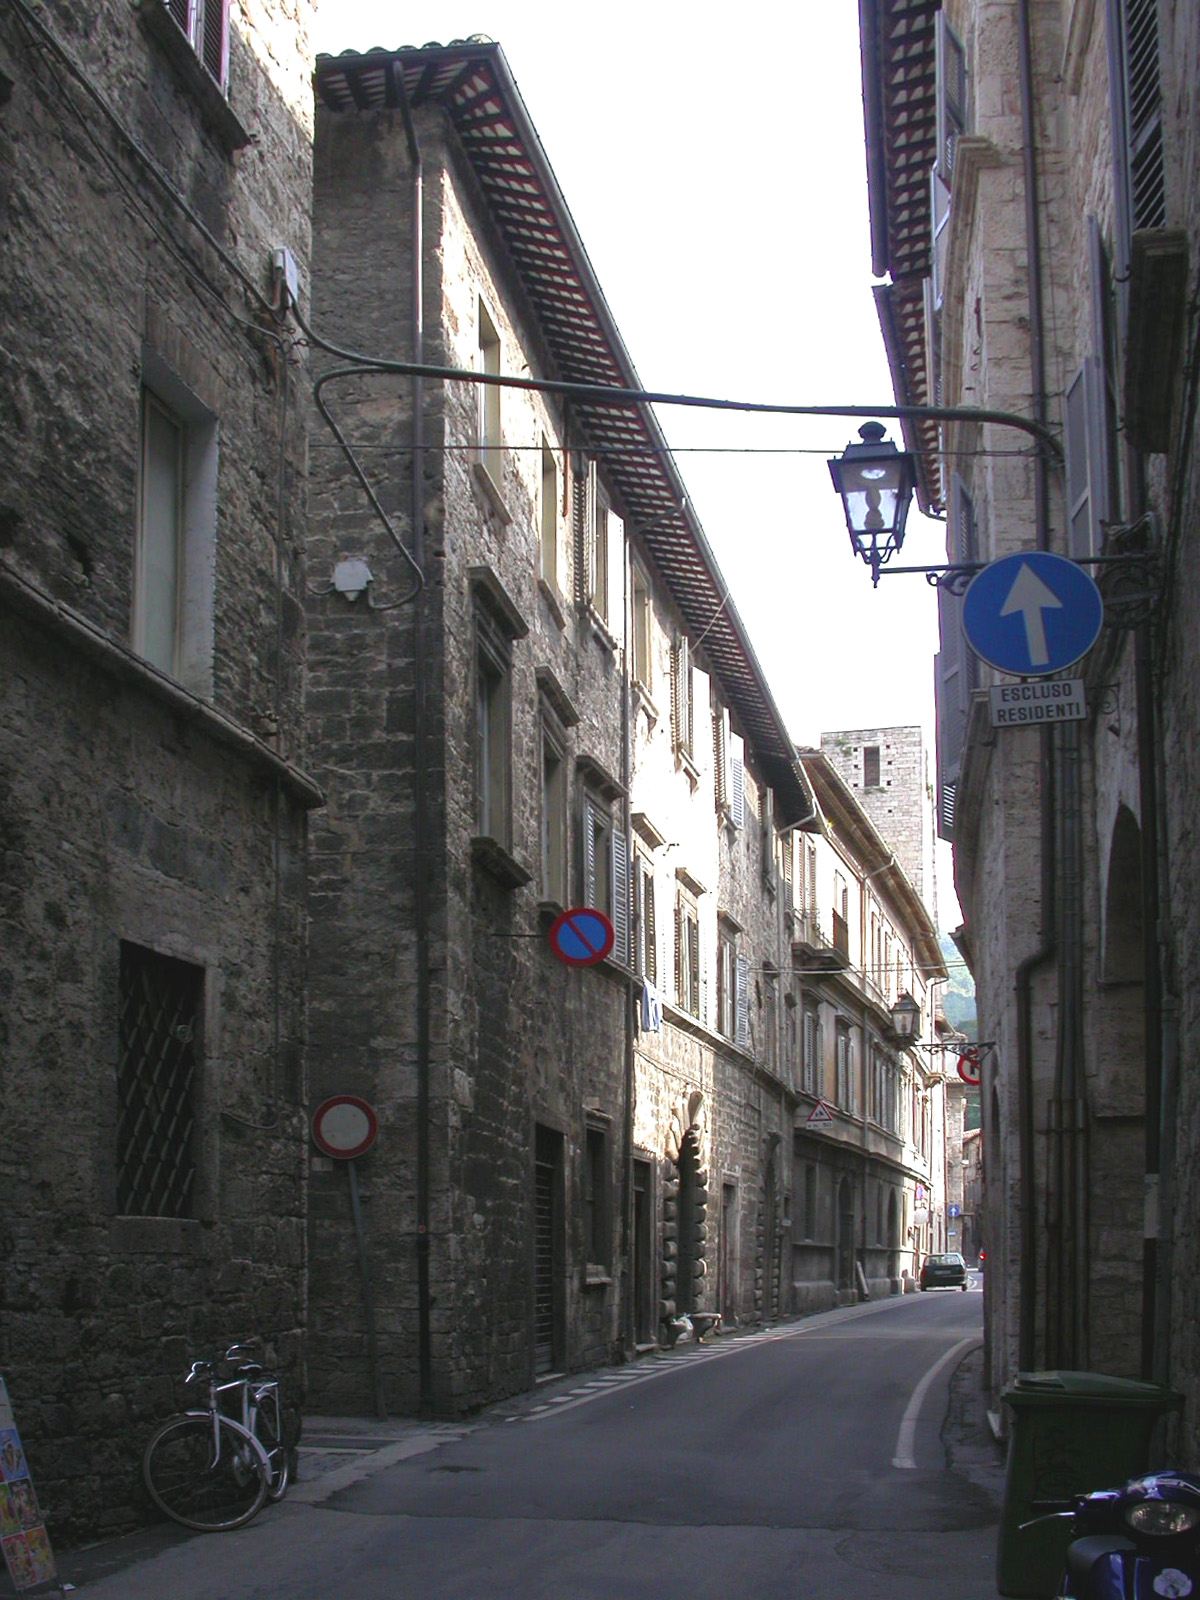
[962,551,1104,677]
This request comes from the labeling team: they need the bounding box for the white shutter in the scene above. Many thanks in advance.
[735,955,750,1049]
[607,510,625,645]
[690,665,710,775]
[611,825,629,967]
[1066,360,1109,560]
[730,734,745,830]
[930,169,951,311]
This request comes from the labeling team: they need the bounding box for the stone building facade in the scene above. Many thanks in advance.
[860,0,1200,1451]
[819,726,937,909]
[303,40,951,1417]
[0,0,317,1539]
[791,751,949,1307]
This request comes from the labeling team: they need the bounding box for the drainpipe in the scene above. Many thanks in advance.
[1013,0,1059,1375]
[620,523,635,1357]
[394,70,433,1418]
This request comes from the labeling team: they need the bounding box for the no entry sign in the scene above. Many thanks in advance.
[548,907,615,967]
[311,1095,379,1159]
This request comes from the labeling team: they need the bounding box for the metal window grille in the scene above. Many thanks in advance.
[117,943,202,1217]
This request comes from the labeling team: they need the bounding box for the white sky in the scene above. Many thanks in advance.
[311,2,960,924]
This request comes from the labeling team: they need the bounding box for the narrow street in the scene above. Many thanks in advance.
[60,1289,1003,1600]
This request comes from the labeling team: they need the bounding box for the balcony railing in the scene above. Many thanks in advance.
[791,911,851,972]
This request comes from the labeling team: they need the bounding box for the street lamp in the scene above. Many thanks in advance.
[889,992,922,1042]
[827,422,918,587]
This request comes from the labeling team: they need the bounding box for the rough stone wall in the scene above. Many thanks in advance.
[1154,0,1200,1468]
[0,0,315,1540]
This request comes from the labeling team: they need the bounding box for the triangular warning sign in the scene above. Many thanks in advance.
[805,1099,835,1127]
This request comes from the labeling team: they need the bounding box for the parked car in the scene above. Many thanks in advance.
[920,1252,969,1291]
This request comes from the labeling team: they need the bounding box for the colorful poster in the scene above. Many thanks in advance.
[0,1377,57,1593]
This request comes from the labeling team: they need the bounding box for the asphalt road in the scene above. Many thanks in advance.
[46,1287,1003,1600]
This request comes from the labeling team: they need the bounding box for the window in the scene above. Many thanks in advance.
[635,853,657,984]
[675,891,701,1019]
[476,628,511,847]
[671,636,694,762]
[763,965,778,1071]
[1066,220,1121,560]
[717,923,744,1042]
[631,564,652,691]
[580,484,623,640]
[803,1164,817,1240]
[581,784,628,965]
[584,1119,612,1274]
[540,437,559,591]
[165,0,229,93]
[470,568,527,869]
[863,745,881,788]
[590,495,610,623]
[541,714,567,907]
[135,363,218,697]
[836,1019,854,1111]
[117,942,203,1217]
[760,788,775,889]
[832,874,849,961]
[476,299,502,489]
[802,1001,821,1096]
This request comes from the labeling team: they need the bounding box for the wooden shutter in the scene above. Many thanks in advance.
[688,915,700,1018]
[200,0,227,88]
[735,955,750,1048]
[671,637,691,755]
[611,825,629,967]
[583,795,597,907]
[935,12,967,184]
[674,902,683,1005]
[713,709,727,811]
[167,0,190,27]
[1124,0,1165,230]
[1088,219,1119,526]
[1065,362,1096,559]
[573,460,595,609]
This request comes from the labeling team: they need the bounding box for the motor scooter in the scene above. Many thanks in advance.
[1024,1470,1200,1599]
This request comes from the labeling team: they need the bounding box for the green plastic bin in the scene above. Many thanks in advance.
[996,1370,1183,1598]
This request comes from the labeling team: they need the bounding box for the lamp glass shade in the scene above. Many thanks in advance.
[827,423,917,582]
[889,992,921,1039]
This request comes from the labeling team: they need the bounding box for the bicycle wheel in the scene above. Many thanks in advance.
[143,1414,269,1531]
[254,1401,292,1502]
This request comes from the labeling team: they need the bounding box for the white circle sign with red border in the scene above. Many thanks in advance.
[312,1095,379,1160]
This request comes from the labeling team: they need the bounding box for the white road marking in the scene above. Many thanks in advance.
[892,1335,982,1469]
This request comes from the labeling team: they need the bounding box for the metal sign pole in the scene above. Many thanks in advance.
[346,1157,387,1421]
